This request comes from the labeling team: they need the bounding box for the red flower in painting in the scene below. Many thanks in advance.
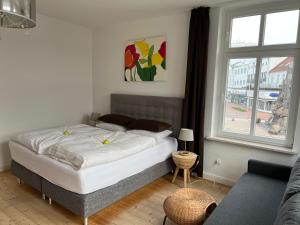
[158,41,166,58]
[125,45,140,69]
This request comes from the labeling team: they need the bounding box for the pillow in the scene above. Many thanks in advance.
[89,112,101,126]
[274,192,300,225]
[127,119,171,132]
[90,112,101,121]
[127,130,172,142]
[98,114,135,127]
[281,157,300,206]
[96,122,127,132]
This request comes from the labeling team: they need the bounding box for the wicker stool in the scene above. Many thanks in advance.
[163,188,216,225]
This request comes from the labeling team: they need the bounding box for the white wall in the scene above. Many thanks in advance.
[92,12,189,114]
[203,7,300,186]
[0,14,93,170]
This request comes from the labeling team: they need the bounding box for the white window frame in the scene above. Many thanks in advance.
[217,0,300,148]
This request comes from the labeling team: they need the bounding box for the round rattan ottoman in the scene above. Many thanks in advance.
[163,188,216,225]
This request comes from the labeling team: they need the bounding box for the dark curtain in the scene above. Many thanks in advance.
[182,7,210,177]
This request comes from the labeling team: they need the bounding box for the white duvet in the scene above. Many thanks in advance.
[14,124,157,169]
[14,124,107,154]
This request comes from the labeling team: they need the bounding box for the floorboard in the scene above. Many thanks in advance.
[0,171,230,225]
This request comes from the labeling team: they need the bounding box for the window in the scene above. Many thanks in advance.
[230,15,261,47]
[264,10,299,45]
[219,2,300,148]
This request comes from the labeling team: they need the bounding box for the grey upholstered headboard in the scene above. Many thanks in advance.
[111,94,183,137]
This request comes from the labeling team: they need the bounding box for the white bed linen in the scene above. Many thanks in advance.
[46,131,157,169]
[13,124,108,154]
[14,124,159,169]
[9,137,177,194]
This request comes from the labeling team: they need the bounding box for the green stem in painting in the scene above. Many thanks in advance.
[134,67,137,81]
[130,69,133,81]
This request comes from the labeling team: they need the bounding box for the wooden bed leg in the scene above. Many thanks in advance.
[83,217,88,225]
[48,198,52,205]
[42,194,46,200]
[17,178,21,184]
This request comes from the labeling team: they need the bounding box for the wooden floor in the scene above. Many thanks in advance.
[0,171,230,225]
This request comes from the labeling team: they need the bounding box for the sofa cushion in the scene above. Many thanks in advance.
[281,157,300,205]
[248,159,292,182]
[204,173,287,225]
[274,192,300,225]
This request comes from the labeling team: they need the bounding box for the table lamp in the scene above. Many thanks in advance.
[178,128,194,151]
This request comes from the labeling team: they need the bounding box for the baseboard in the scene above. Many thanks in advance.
[203,171,236,187]
[0,163,11,172]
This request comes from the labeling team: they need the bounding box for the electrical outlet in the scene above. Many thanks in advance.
[215,158,222,165]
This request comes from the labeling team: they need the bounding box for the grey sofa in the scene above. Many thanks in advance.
[204,157,300,225]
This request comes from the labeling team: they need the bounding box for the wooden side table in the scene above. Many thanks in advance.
[172,151,198,188]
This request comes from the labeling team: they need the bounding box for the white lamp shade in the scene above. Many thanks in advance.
[178,128,194,141]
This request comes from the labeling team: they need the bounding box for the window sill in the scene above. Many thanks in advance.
[205,136,297,155]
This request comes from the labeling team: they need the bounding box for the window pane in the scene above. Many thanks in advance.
[223,58,257,134]
[230,15,261,48]
[255,57,294,140]
[264,10,299,45]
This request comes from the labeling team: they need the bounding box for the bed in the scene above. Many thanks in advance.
[9,94,183,225]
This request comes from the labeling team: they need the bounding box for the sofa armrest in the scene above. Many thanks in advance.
[248,159,292,182]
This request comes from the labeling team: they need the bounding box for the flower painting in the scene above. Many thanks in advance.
[124,36,166,82]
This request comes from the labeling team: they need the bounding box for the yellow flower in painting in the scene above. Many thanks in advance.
[135,41,149,57]
[142,63,149,68]
[152,53,163,65]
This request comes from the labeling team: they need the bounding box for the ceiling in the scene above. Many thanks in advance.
[36,0,239,28]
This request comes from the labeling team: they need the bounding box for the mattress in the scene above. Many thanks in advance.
[9,137,177,195]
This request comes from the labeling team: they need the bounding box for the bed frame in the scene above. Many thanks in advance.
[11,94,183,225]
